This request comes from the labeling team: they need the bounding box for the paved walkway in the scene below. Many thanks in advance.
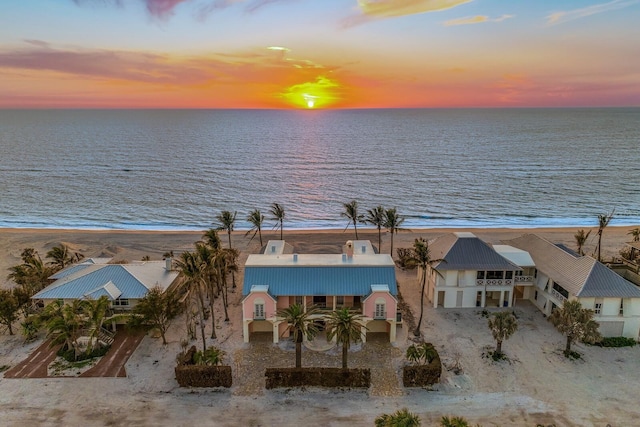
[3,328,145,379]
[3,340,59,379]
[233,332,403,396]
[80,328,145,377]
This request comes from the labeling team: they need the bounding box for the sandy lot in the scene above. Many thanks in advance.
[0,226,638,426]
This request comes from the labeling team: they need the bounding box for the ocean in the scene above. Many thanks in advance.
[1,108,639,231]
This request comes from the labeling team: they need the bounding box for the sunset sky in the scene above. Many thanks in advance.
[1,0,639,109]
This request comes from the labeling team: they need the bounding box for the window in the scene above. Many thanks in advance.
[552,282,569,299]
[594,299,603,315]
[374,303,386,319]
[113,298,129,306]
[254,303,265,319]
[295,295,303,305]
[619,299,624,316]
[515,270,523,277]
[313,296,326,308]
[336,296,344,306]
[476,271,486,280]
[505,271,513,279]
[486,271,503,280]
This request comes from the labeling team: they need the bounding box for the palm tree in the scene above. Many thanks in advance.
[550,300,601,357]
[325,307,365,369]
[341,200,364,239]
[276,304,320,368]
[216,210,237,249]
[176,250,210,350]
[440,416,473,427]
[246,208,265,246]
[375,408,421,427]
[46,244,76,270]
[45,299,84,360]
[406,342,438,365]
[202,228,222,250]
[383,208,405,257]
[487,311,518,356]
[595,210,614,262]
[409,238,444,337]
[270,202,285,240]
[628,227,640,242]
[81,295,112,354]
[574,229,591,256]
[194,242,222,335]
[8,248,52,294]
[366,205,386,253]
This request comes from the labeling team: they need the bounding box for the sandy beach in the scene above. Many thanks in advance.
[0,225,638,426]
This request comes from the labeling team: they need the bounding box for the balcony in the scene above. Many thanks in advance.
[476,279,513,286]
[253,312,266,320]
[514,276,534,284]
[373,311,387,320]
[550,288,567,303]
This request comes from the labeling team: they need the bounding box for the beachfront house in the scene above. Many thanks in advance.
[425,232,522,308]
[32,257,180,321]
[503,234,640,339]
[241,240,399,343]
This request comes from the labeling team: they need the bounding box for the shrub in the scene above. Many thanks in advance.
[175,365,232,388]
[265,367,370,389]
[403,354,442,387]
[595,336,637,347]
[375,408,421,426]
[57,344,110,363]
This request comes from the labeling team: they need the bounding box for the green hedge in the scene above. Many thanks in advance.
[265,367,371,389]
[402,355,442,387]
[595,337,637,347]
[175,365,232,388]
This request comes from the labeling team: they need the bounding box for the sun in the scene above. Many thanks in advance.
[280,76,341,109]
[307,99,315,109]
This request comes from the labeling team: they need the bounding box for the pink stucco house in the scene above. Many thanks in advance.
[241,240,399,343]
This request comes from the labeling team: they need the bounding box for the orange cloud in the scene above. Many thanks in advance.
[444,14,513,26]
[357,0,472,18]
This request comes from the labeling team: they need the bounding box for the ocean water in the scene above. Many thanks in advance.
[0,108,639,231]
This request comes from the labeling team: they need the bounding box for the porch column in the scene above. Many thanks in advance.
[499,290,505,307]
[389,320,396,342]
[481,290,486,308]
[243,320,250,343]
[333,296,336,310]
[272,321,279,344]
[303,296,307,311]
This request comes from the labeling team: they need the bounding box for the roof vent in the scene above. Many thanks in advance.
[271,245,276,253]
[293,253,298,262]
[361,245,366,254]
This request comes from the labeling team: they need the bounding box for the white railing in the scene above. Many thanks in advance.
[253,312,266,320]
[515,276,534,283]
[476,279,513,286]
[550,288,567,302]
[374,311,387,320]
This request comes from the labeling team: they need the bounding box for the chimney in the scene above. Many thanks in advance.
[293,253,298,262]
[346,241,353,259]
[165,257,172,271]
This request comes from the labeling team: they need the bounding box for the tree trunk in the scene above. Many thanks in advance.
[390,233,394,257]
[8,322,13,335]
[258,228,263,247]
[565,335,572,355]
[496,339,502,355]
[414,270,426,336]
[295,337,302,368]
[377,227,382,253]
[196,286,209,349]
[354,221,358,239]
[342,341,348,369]
[597,233,602,262]
[161,330,167,345]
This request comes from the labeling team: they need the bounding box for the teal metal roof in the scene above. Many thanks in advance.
[242,265,397,297]
[34,265,150,300]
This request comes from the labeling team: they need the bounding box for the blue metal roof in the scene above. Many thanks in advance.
[49,263,93,280]
[242,265,397,297]
[35,265,150,300]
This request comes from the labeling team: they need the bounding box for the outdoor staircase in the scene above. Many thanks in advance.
[97,327,115,346]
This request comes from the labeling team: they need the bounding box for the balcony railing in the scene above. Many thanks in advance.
[550,288,567,302]
[476,279,513,286]
[514,276,534,283]
[374,311,387,320]
[253,312,266,320]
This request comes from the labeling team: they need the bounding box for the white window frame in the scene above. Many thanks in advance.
[113,298,129,306]
[254,303,265,319]
[594,299,603,315]
[294,295,303,306]
[336,295,344,306]
[374,303,386,319]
